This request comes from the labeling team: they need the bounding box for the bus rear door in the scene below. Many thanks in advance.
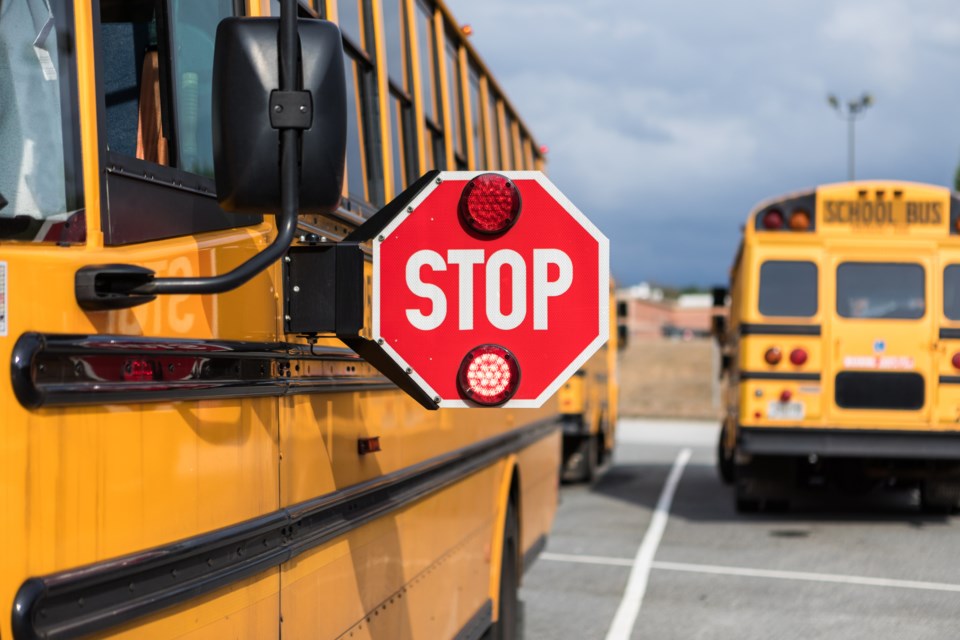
[826,250,935,428]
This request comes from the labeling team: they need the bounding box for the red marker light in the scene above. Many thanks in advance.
[764,347,782,365]
[122,358,159,382]
[780,389,793,403]
[790,348,808,366]
[457,344,521,406]
[952,352,960,370]
[458,173,522,235]
[762,210,784,230]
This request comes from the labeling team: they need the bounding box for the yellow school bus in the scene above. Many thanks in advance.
[716,181,960,513]
[0,0,577,638]
[558,286,619,482]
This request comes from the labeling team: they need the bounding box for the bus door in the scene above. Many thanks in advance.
[826,249,935,427]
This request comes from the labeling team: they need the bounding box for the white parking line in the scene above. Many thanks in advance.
[604,448,691,640]
[651,561,960,594]
[541,554,960,595]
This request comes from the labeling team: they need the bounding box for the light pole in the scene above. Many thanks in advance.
[827,93,873,181]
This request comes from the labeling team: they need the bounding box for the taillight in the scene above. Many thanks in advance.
[762,210,784,230]
[122,358,159,382]
[457,344,521,406]
[789,348,808,366]
[952,352,960,370]
[764,347,782,365]
[458,173,522,235]
[789,210,811,231]
[779,389,793,402]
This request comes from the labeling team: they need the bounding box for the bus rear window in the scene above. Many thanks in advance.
[945,265,960,320]
[836,262,924,319]
[758,261,818,317]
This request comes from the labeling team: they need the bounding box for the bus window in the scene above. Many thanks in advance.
[0,0,83,241]
[381,0,415,196]
[336,0,363,47]
[468,65,485,169]
[836,262,924,319]
[758,260,818,317]
[444,35,465,168]
[414,0,444,170]
[945,265,960,320]
[343,53,369,204]
[486,90,501,168]
[169,0,235,177]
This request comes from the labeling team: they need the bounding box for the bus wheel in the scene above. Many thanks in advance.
[920,481,960,514]
[717,427,735,485]
[562,435,597,483]
[484,502,520,640]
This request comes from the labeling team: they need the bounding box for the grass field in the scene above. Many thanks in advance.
[618,338,720,420]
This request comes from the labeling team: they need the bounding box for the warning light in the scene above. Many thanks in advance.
[461,24,473,36]
[457,344,521,406]
[458,173,521,235]
[762,210,784,230]
[789,210,811,231]
[789,348,808,366]
[764,347,782,366]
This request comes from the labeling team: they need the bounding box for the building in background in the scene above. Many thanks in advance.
[617,283,721,340]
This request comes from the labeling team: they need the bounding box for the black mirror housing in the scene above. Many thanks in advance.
[212,18,346,214]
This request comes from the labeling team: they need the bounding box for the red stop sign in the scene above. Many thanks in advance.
[373,171,609,408]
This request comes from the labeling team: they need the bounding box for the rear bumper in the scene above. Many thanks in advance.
[738,426,960,460]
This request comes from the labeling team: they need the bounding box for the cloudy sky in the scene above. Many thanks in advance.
[444,0,960,288]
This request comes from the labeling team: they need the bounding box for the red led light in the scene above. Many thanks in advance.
[458,173,522,235]
[952,352,960,370]
[762,210,784,230]
[122,358,158,382]
[780,389,793,403]
[790,348,808,366]
[457,344,521,406]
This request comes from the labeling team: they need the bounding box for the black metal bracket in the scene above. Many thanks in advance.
[0,190,8,211]
[270,90,313,129]
[283,242,364,335]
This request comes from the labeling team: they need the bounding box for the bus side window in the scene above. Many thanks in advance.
[96,0,259,245]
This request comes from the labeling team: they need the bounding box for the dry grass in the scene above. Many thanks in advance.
[618,338,721,420]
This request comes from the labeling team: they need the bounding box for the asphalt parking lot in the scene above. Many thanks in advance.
[520,419,960,640]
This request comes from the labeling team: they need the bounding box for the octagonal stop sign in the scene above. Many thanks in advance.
[373,171,609,408]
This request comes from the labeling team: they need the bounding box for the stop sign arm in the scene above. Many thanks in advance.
[344,170,441,244]
[325,170,444,410]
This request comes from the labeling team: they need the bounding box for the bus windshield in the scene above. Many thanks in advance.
[836,262,925,320]
[0,0,80,235]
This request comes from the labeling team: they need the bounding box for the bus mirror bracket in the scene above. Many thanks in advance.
[74,3,347,311]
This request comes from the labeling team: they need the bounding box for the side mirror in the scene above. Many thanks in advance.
[711,286,728,307]
[212,17,346,214]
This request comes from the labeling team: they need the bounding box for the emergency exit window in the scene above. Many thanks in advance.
[758,260,818,318]
[837,262,924,320]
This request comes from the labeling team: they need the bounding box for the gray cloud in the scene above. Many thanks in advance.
[445,0,960,286]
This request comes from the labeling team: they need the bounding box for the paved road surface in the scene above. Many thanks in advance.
[520,419,960,639]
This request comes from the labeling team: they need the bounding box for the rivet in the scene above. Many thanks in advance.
[293,285,301,293]
[285,315,292,321]
[377,338,384,345]
[299,105,307,113]
[274,104,283,113]
[377,235,384,242]
[405,367,412,374]
[284,256,291,263]
[435,177,442,184]
[406,206,413,212]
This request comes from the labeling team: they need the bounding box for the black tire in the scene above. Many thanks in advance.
[717,425,735,485]
[484,502,520,640]
[920,481,960,515]
[561,434,597,484]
